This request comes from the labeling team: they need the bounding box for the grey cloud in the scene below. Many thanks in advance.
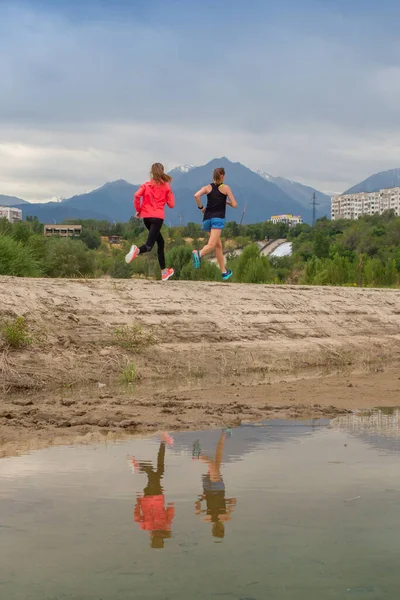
[1,4,400,200]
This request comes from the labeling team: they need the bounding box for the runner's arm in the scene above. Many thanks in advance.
[134,498,143,523]
[166,185,175,209]
[195,496,206,514]
[223,185,238,208]
[134,184,146,216]
[194,185,211,213]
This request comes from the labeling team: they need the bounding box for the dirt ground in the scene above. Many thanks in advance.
[1,276,400,457]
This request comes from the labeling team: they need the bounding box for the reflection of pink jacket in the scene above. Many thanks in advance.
[134,180,175,220]
[134,495,175,532]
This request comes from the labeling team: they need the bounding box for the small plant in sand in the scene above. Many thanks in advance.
[121,362,138,384]
[113,323,156,352]
[1,316,32,350]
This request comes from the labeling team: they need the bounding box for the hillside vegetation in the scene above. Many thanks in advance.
[1,211,400,287]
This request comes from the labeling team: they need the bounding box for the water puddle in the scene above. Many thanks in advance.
[1,409,400,599]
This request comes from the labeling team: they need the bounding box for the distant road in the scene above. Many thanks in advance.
[210,238,289,263]
[259,238,288,256]
[270,241,293,257]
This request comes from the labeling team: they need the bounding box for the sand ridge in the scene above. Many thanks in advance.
[1,277,400,455]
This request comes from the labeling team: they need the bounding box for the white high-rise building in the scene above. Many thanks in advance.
[0,206,23,223]
[331,187,400,220]
[270,214,303,227]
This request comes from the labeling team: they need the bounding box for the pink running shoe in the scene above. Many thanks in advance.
[161,268,174,282]
[125,244,139,264]
[162,432,174,446]
[130,457,140,474]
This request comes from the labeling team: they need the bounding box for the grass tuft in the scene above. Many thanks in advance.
[121,362,138,384]
[113,323,156,352]
[1,317,32,349]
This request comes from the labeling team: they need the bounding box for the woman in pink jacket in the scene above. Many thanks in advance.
[125,163,175,281]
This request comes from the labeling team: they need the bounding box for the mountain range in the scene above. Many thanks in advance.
[0,194,29,207]
[11,160,400,225]
[4,158,332,225]
[344,168,400,195]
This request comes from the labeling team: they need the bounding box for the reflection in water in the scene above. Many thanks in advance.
[2,415,400,599]
[194,430,236,540]
[331,408,400,444]
[132,433,175,549]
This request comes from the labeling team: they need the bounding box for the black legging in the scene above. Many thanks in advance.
[138,442,165,497]
[139,218,165,270]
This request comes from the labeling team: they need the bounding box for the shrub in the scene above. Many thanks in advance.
[109,253,133,279]
[1,316,32,349]
[166,246,192,279]
[44,237,95,277]
[0,235,42,277]
[11,221,34,244]
[234,244,272,283]
[179,260,221,281]
[80,228,102,250]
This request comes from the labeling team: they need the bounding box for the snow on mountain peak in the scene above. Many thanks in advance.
[173,164,196,174]
[254,169,273,180]
[254,169,298,185]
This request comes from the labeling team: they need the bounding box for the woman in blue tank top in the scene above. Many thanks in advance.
[192,167,238,281]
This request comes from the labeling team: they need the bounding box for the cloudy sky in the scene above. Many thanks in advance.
[2,0,400,202]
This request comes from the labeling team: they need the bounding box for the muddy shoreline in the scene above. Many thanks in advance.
[1,365,399,458]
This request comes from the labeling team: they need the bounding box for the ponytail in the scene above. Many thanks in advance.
[151,163,172,184]
[213,167,225,185]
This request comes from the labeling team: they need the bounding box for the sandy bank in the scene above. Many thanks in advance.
[1,277,400,455]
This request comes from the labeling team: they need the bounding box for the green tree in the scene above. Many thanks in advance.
[0,217,12,236]
[313,230,330,259]
[0,235,42,277]
[80,228,102,250]
[27,234,47,262]
[109,254,133,278]
[223,221,240,238]
[182,222,201,239]
[44,238,95,277]
[11,221,33,244]
[166,246,192,279]
[235,244,272,283]
[26,215,43,234]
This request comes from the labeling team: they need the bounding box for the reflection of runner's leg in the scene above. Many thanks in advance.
[156,442,166,478]
[162,432,174,446]
[139,464,155,478]
[192,440,201,459]
[215,432,226,471]
[131,457,140,474]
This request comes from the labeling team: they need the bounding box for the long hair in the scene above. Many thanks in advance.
[151,163,172,184]
[213,168,225,185]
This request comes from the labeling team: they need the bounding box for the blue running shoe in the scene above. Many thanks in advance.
[222,270,232,281]
[192,250,201,269]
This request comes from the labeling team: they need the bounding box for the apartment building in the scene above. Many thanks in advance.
[44,224,82,237]
[331,187,400,220]
[0,206,23,223]
[270,214,303,227]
